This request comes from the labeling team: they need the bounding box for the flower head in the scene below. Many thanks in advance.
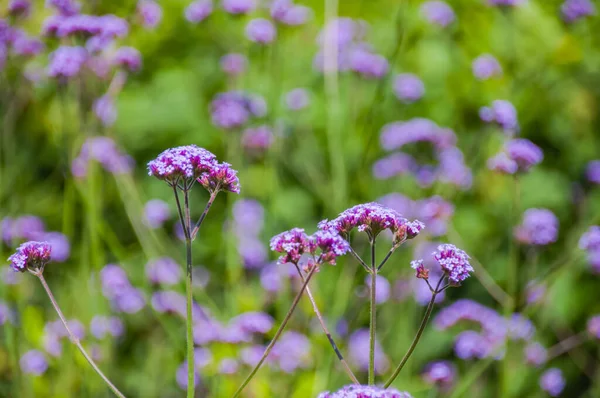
[20,350,48,375]
[318,384,413,398]
[8,241,52,273]
[487,152,518,174]
[411,259,429,279]
[393,74,425,103]
[514,208,558,246]
[311,229,350,265]
[271,0,312,25]
[432,244,473,285]
[46,0,81,16]
[147,145,217,186]
[185,0,213,23]
[8,0,31,18]
[47,46,87,79]
[137,0,162,29]
[540,368,566,397]
[113,46,142,72]
[472,54,502,80]
[420,1,455,27]
[422,361,456,388]
[586,160,600,184]
[505,139,543,171]
[587,315,600,339]
[561,0,595,23]
[524,342,547,366]
[246,18,276,44]
[285,88,310,110]
[480,100,519,133]
[93,95,117,127]
[222,0,256,14]
[197,162,240,194]
[270,228,311,264]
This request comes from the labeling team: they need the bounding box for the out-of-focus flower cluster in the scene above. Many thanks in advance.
[378,194,454,237]
[318,384,413,398]
[232,199,268,269]
[72,137,134,177]
[488,138,543,174]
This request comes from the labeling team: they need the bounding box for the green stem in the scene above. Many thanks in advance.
[232,267,316,398]
[185,238,194,398]
[191,190,218,240]
[368,240,377,385]
[37,274,126,398]
[384,276,443,388]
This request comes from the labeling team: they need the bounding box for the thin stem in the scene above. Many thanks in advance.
[191,190,219,240]
[173,184,190,240]
[377,246,397,271]
[37,274,126,398]
[384,276,444,388]
[347,245,371,274]
[232,267,316,398]
[292,264,359,384]
[183,189,192,237]
[185,238,194,398]
[368,240,376,385]
[546,331,590,361]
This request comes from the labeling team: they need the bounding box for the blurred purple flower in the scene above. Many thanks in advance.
[238,238,268,269]
[270,331,311,372]
[487,0,525,6]
[47,46,87,79]
[417,196,454,236]
[218,358,239,374]
[588,315,600,339]
[100,264,146,313]
[380,118,456,152]
[93,95,117,127]
[192,265,211,288]
[73,137,134,177]
[220,53,247,76]
[210,91,265,129]
[1,215,45,244]
[318,385,413,398]
[285,88,310,110]
[472,54,502,80]
[422,360,456,388]
[152,290,207,323]
[137,0,162,29]
[233,199,264,234]
[20,350,48,375]
[222,0,256,14]
[349,47,389,79]
[46,0,80,16]
[514,208,559,246]
[8,0,31,18]
[364,275,391,304]
[10,31,44,56]
[246,19,276,44]
[420,1,455,27]
[0,302,12,325]
[143,199,171,228]
[113,46,141,72]
[185,0,213,23]
[524,342,547,366]
[393,73,425,103]
[348,329,389,374]
[479,100,519,133]
[271,0,311,26]
[43,232,70,262]
[526,280,546,305]
[454,330,497,359]
[146,257,182,285]
[242,125,274,152]
[240,345,263,366]
[90,316,124,339]
[561,0,595,22]
[586,160,600,184]
[540,368,565,397]
[503,138,543,172]
[230,311,274,334]
[580,226,600,272]
[487,152,518,174]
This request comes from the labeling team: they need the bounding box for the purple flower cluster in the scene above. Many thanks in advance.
[241,125,274,153]
[579,226,600,273]
[43,14,129,39]
[524,342,548,366]
[269,227,350,266]
[152,290,207,324]
[185,0,213,23]
[146,257,182,285]
[4,29,44,57]
[314,18,388,79]
[137,0,162,29]
[47,46,87,79]
[90,316,124,339]
[20,350,48,375]
[393,74,425,103]
[487,0,525,6]
[223,0,256,15]
[374,118,472,189]
[348,329,389,374]
[379,194,454,237]
[1,215,45,244]
[540,368,566,397]
[72,137,133,177]
[233,199,268,269]
[7,241,51,273]
[364,275,392,304]
[586,160,600,184]
[479,100,519,134]
[43,319,86,356]
[265,331,312,372]
[210,91,267,129]
[431,244,473,285]
[318,384,413,398]
[8,0,31,18]
[113,46,142,72]
[472,54,502,80]
[422,360,456,388]
[514,208,559,245]
[488,138,543,174]
[100,264,146,314]
[246,18,276,44]
[46,0,81,16]
[270,0,312,26]
[420,1,456,27]
[143,199,171,228]
[561,0,595,23]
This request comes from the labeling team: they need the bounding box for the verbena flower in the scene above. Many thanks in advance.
[93,95,117,127]
[241,125,274,153]
[285,88,310,110]
[46,0,81,16]
[220,53,247,76]
[230,312,274,334]
[487,0,525,6]
[147,145,217,186]
[393,73,425,103]
[311,229,350,265]
[411,259,429,279]
[245,18,276,44]
[318,384,413,398]
[561,0,595,23]
[270,0,312,25]
[210,91,267,129]
[222,0,256,14]
[487,152,517,174]
[269,331,311,372]
[586,160,600,184]
[218,358,239,374]
[90,316,124,339]
[505,139,543,171]
[364,274,391,304]
[10,30,44,56]
[20,350,48,375]
[8,241,52,273]
[47,46,87,79]
[472,54,502,80]
[143,199,171,228]
[579,226,600,272]
[185,0,213,23]
[137,0,162,29]
[197,162,241,194]
[349,47,389,79]
[145,257,182,285]
[43,232,70,262]
[479,100,519,133]
[270,228,311,264]
[113,46,142,72]
[514,208,559,245]
[539,368,566,397]
[422,360,456,388]
[8,0,31,18]
[524,342,548,366]
[432,244,473,285]
[420,1,455,27]
[72,137,134,177]
[1,215,45,243]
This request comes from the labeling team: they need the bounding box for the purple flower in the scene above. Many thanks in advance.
[432,244,473,285]
[487,0,525,6]
[113,46,141,72]
[10,31,44,56]
[112,288,146,314]
[579,226,600,252]
[220,53,247,76]
[411,259,430,279]
[96,15,129,38]
[1,215,45,244]
[318,385,413,398]
[311,229,351,265]
[526,280,546,305]
[540,368,566,397]
[143,199,171,228]
[137,0,162,29]
[47,46,87,79]
[380,118,456,152]
[90,316,124,339]
[198,162,240,194]
[218,358,238,374]
[73,137,134,177]
[100,264,146,313]
[420,1,455,27]
[271,0,311,26]
[270,331,311,372]
[473,54,502,80]
[8,241,52,273]
[393,73,425,103]
[514,208,559,246]
[561,0,595,22]
[365,275,391,304]
[348,329,389,374]
[153,291,207,323]
[588,315,600,339]
[487,152,518,174]
[238,238,268,269]
[586,160,600,184]
[222,0,256,14]
[147,145,217,185]
[93,95,117,127]
[422,360,456,388]
[242,125,274,152]
[524,342,547,366]
[8,0,31,17]
[480,100,519,133]
[210,91,266,128]
[505,138,543,172]
[185,0,213,23]
[230,311,274,334]
[46,0,80,16]
[349,47,389,79]
[43,232,70,262]
[20,350,48,375]
[372,153,416,180]
[270,228,311,265]
[232,199,264,234]
[285,88,310,110]
[145,257,182,285]
[246,19,276,44]
[0,302,13,325]
[417,196,454,236]
[454,330,497,359]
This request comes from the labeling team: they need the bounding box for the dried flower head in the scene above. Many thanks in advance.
[8,241,52,274]
[147,145,217,187]
[197,162,241,194]
[432,244,473,285]
[411,259,429,279]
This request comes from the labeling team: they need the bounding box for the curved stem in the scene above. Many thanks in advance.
[384,276,443,388]
[173,185,190,240]
[292,264,359,384]
[347,245,371,274]
[368,240,376,385]
[377,246,396,272]
[37,274,126,398]
[191,191,218,240]
[546,331,590,361]
[232,267,316,398]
